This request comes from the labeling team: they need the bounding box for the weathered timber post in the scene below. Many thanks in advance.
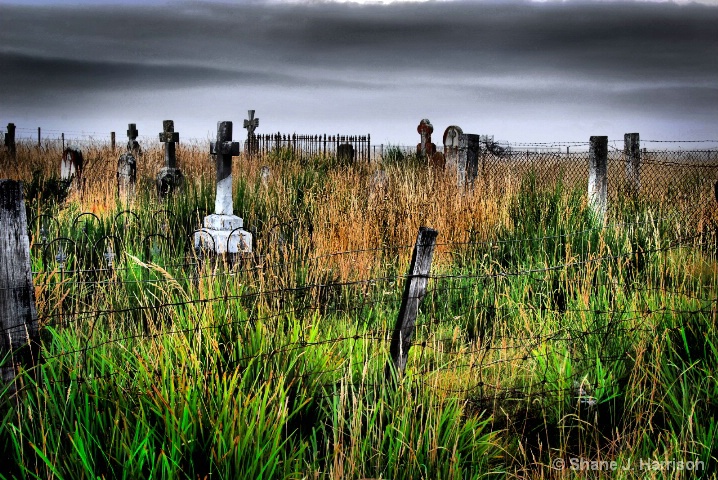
[588,136,608,220]
[388,226,438,377]
[0,180,40,395]
[156,120,184,198]
[4,123,16,157]
[624,133,641,196]
[37,127,41,149]
[111,131,116,152]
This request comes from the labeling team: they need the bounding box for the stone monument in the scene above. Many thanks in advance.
[194,121,252,255]
[156,120,184,198]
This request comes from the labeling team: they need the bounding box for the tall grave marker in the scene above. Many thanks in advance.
[443,125,481,187]
[416,119,436,157]
[117,123,139,201]
[243,110,259,156]
[194,121,252,255]
[126,123,141,155]
[156,120,184,198]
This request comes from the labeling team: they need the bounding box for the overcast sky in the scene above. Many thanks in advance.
[1,0,717,148]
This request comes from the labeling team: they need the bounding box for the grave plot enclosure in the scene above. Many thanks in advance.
[254,133,371,162]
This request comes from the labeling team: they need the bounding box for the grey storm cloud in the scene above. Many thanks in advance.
[3,1,717,84]
[1,0,717,143]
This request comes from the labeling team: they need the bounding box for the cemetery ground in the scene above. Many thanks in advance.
[1,139,717,479]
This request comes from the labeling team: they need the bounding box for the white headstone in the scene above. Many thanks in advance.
[194,121,252,254]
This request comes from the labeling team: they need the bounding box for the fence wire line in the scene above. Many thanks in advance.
[22,230,708,331]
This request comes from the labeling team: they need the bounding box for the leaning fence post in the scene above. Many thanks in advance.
[0,180,41,395]
[588,136,608,220]
[388,226,438,377]
[624,133,641,196]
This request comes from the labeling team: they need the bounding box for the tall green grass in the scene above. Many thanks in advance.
[1,145,716,478]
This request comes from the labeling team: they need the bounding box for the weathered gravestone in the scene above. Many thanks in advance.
[156,120,184,198]
[337,143,355,163]
[243,110,259,156]
[194,121,252,255]
[443,126,481,187]
[60,147,83,185]
[117,123,140,200]
[117,152,136,200]
[443,125,463,180]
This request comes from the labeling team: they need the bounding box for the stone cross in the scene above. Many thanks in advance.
[195,121,252,254]
[156,120,184,197]
[118,126,138,200]
[416,119,436,157]
[159,120,179,168]
[243,110,259,156]
[210,121,240,216]
[126,123,141,155]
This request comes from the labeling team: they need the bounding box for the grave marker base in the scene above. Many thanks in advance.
[156,167,184,197]
[194,214,252,254]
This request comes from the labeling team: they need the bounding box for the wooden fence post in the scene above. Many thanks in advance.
[4,123,16,157]
[111,131,116,152]
[588,136,608,220]
[624,133,641,196]
[0,180,40,395]
[388,226,438,377]
[37,127,41,149]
